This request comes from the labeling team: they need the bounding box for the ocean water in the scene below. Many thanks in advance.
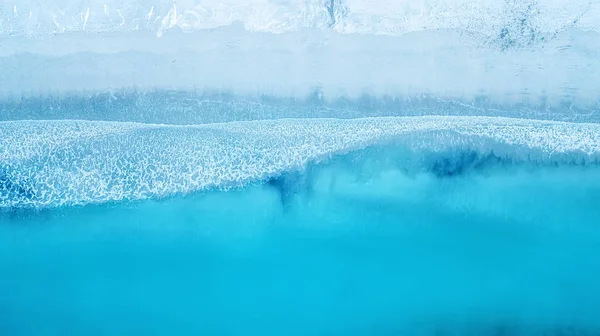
[2,1,600,335]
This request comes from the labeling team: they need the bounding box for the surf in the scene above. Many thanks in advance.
[1,116,600,210]
[2,136,600,335]
[2,1,600,335]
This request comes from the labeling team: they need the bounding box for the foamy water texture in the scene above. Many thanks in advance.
[2,117,600,335]
[2,0,600,335]
[2,135,600,335]
[2,116,600,209]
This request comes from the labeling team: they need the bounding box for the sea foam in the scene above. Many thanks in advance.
[2,116,600,209]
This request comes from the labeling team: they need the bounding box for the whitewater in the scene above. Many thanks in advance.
[1,116,600,209]
[1,1,600,335]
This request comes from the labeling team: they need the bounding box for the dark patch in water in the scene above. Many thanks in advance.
[267,170,314,208]
[427,150,511,178]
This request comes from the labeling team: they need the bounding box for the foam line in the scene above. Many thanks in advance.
[1,116,600,209]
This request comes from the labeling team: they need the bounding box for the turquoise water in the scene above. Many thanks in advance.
[2,141,600,335]
[3,1,600,333]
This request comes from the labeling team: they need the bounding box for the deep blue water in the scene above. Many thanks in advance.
[1,145,600,335]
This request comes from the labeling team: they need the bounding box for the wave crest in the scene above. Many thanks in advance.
[2,116,600,210]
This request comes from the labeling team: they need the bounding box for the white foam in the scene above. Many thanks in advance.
[2,116,600,209]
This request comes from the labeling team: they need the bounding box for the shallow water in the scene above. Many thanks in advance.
[2,145,600,335]
[3,1,600,334]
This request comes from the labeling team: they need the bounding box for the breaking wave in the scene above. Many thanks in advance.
[3,2,600,335]
[2,116,600,210]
